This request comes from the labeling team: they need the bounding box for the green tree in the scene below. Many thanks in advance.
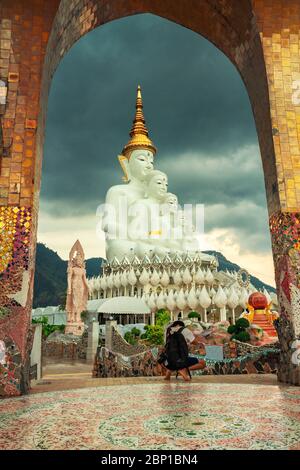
[32,316,65,338]
[155,309,171,327]
[124,331,137,345]
[141,325,164,345]
[131,327,141,337]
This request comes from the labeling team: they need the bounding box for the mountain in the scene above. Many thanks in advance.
[33,243,276,308]
[33,244,68,308]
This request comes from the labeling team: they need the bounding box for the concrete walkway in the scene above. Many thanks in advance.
[31,361,280,394]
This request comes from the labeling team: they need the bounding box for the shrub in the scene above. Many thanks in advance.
[233,331,251,342]
[188,311,200,319]
[131,327,141,337]
[32,316,65,338]
[141,325,164,345]
[235,318,250,329]
[124,331,138,345]
[155,309,171,327]
[227,324,236,335]
[0,307,10,318]
[227,317,250,343]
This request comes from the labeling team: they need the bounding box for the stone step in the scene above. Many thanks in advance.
[252,315,277,337]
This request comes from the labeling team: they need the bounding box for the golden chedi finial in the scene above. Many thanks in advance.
[122,85,157,158]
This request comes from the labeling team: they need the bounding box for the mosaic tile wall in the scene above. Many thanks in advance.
[0,0,59,397]
[270,211,300,384]
[93,346,280,379]
[0,0,300,395]
[254,2,300,385]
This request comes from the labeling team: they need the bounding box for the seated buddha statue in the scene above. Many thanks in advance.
[101,86,156,261]
[128,170,172,258]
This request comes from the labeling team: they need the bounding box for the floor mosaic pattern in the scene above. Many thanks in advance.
[0,383,300,450]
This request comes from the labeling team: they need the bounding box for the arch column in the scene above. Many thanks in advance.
[0,0,59,397]
[252,0,300,385]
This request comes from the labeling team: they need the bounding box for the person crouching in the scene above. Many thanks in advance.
[162,320,206,381]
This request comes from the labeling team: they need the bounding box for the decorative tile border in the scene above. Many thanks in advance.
[0,206,32,396]
[0,206,31,306]
[1,383,300,450]
[93,346,280,379]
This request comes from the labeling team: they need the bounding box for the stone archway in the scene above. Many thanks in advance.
[0,0,300,396]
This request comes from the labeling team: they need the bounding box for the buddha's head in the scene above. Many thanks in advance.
[127,149,154,181]
[120,87,156,182]
[164,193,178,213]
[146,170,168,201]
[73,250,84,268]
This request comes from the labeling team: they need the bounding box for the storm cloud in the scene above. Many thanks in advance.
[39,13,272,271]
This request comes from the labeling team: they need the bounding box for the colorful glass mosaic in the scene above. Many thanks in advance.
[269,212,300,298]
[0,206,31,306]
[270,212,300,257]
[0,337,21,397]
[0,383,300,450]
[0,206,32,397]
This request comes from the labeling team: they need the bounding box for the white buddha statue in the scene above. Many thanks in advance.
[160,192,201,255]
[128,170,169,258]
[101,85,212,263]
[102,86,157,261]
[159,192,182,253]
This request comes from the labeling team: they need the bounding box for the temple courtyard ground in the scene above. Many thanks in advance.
[1,365,300,450]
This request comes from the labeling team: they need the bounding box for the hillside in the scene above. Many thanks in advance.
[33,243,276,307]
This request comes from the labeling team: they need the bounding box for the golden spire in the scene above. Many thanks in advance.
[122,85,157,158]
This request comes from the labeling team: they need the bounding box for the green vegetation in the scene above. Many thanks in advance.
[131,327,141,337]
[137,309,170,346]
[32,316,65,338]
[0,307,11,318]
[155,309,171,327]
[188,311,200,319]
[234,330,251,342]
[227,318,250,343]
[124,327,142,345]
[141,324,164,345]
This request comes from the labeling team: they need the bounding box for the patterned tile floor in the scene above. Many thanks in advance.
[1,381,300,450]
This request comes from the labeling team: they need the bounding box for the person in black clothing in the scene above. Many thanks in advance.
[162,320,206,381]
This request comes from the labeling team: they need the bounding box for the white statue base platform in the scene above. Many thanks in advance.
[65,322,85,336]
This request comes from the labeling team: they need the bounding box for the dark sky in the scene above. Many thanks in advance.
[38,13,274,283]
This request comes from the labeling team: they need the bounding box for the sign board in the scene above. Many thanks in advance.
[205,345,224,362]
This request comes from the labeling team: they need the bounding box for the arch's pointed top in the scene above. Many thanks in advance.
[122,85,157,158]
